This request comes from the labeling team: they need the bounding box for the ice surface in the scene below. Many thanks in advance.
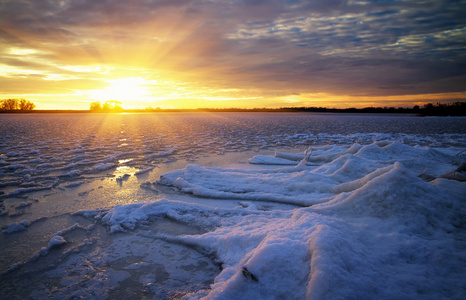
[0,113,465,299]
[47,235,67,249]
[5,141,461,299]
[1,114,464,203]
[151,142,465,299]
[2,219,30,234]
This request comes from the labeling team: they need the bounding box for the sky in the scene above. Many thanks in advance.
[0,0,465,110]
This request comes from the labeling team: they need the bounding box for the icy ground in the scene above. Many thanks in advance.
[0,113,465,299]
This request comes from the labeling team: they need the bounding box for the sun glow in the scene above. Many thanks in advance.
[89,77,153,106]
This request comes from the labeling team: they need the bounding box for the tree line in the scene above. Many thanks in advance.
[279,102,466,116]
[89,101,123,112]
[419,102,466,116]
[0,99,36,111]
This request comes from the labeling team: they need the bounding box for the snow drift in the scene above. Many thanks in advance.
[99,142,465,299]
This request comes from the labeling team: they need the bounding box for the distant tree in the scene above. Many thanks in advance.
[102,102,111,111]
[0,98,35,111]
[104,101,122,112]
[0,99,18,110]
[113,101,123,111]
[90,101,102,111]
[145,106,162,111]
[419,101,466,116]
[19,99,36,110]
[92,100,123,112]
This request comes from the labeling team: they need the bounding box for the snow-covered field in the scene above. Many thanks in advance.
[0,113,465,299]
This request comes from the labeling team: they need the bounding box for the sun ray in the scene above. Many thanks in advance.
[88,77,152,107]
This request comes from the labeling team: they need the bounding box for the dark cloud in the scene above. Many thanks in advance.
[0,0,465,100]
[0,75,106,94]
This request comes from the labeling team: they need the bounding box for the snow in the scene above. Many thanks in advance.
[94,142,465,299]
[134,167,154,176]
[249,155,302,165]
[67,170,80,177]
[90,163,116,172]
[145,149,177,160]
[0,113,465,299]
[47,235,67,249]
[65,180,85,187]
[2,220,30,234]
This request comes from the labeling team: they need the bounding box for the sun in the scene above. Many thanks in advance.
[89,77,152,105]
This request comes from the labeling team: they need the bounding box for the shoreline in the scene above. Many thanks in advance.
[0,109,424,116]
[2,101,465,116]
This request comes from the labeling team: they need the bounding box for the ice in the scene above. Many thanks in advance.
[307,143,363,162]
[0,113,465,299]
[15,202,32,209]
[67,170,80,177]
[7,184,57,197]
[135,167,154,175]
[65,181,84,188]
[158,165,334,206]
[125,262,151,270]
[249,155,304,165]
[90,162,117,172]
[157,141,463,207]
[6,152,20,157]
[140,273,156,286]
[145,149,177,160]
[2,220,30,234]
[47,235,67,249]
[28,158,44,164]
[6,164,23,170]
[36,163,52,169]
[116,173,131,182]
[140,143,465,298]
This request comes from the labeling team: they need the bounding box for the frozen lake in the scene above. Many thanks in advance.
[1,112,465,299]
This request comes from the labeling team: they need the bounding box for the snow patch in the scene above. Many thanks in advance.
[2,219,30,233]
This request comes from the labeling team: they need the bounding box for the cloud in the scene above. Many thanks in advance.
[0,0,465,106]
[213,0,466,95]
[0,75,106,94]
